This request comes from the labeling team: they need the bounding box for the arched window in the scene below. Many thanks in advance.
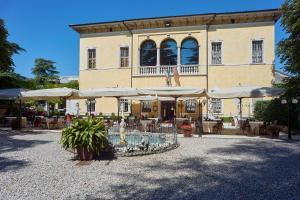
[140,40,157,66]
[160,39,177,65]
[181,38,199,65]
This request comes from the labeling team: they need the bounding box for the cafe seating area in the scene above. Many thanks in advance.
[0,116,67,129]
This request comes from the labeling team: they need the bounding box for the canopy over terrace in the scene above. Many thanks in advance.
[208,86,285,99]
[21,87,80,100]
[79,87,139,98]
[120,96,199,101]
[79,87,140,119]
[79,87,206,121]
[207,86,285,118]
[0,88,26,100]
[136,87,206,122]
[138,87,206,97]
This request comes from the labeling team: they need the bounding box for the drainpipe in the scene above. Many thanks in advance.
[122,21,133,88]
[205,14,216,117]
[123,21,134,115]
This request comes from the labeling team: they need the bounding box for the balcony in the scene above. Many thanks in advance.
[137,65,204,76]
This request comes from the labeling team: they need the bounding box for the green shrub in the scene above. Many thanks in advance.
[60,117,108,156]
[220,117,233,123]
[253,99,292,126]
[253,101,270,121]
[111,112,118,121]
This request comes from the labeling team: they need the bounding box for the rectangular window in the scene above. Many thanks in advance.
[185,100,197,113]
[86,100,96,113]
[120,99,129,112]
[120,47,129,67]
[211,98,222,114]
[142,101,152,112]
[252,40,263,64]
[88,49,96,69]
[211,42,222,65]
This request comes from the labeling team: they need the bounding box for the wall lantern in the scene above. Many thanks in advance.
[153,102,158,112]
[165,21,171,27]
[281,99,288,104]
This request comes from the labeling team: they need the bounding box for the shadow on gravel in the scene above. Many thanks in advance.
[0,133,51,172]
[86,139,300,200]
[0,156,29,172]
[0,128,58,136]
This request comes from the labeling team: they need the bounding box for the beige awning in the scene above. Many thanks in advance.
[138,87,206,97]
[208,86,285,99]
[79,87,139,98]
[0,88,27,100]
[121,96,199,101]
[21,87,79,100]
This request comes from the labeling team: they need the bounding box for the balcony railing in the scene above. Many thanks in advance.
[138,65,201,76]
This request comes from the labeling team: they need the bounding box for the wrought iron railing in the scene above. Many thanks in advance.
[107,123,177,149]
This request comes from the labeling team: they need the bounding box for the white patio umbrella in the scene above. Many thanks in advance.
[207,86,285,118]
[138,87,206,124]
[79,87,140,120]
[21,87,79,100]
[120,96,199,101]
[138,87,206,97]
[0,88,26,100]
[208,86,285,99]
[79,87,139,98]
[120,95,174,101]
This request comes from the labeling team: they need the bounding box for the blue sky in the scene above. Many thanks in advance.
[1,0,286,78]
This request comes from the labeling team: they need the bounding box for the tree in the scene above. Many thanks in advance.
[0,72,36,89]
[0,19,25,72]
[277,0,300,96]
[31,58,59,86]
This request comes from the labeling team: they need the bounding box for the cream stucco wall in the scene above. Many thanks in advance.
[78,21,276,117]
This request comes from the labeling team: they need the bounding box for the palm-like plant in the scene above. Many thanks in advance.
[61,117,108,160]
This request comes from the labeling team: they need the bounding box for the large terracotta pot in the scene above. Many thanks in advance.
[77,147,93,161]
[182,125,193,137]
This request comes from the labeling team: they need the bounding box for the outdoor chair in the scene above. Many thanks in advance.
[39,118,48,129]
[26,116,34,128]
[48,118,58,129]
[240,120,251,135]
[212,121,223,134]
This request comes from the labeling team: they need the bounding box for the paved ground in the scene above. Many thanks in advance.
[0,130,300,200]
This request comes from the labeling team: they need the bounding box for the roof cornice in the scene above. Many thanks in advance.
[70,9,281,34]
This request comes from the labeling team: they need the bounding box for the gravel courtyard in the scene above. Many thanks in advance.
[0,130,300,200]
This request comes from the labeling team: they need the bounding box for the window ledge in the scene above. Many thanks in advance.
[250,63,266,65]
[209,64,224,66]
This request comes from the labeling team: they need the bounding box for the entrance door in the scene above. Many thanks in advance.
[161,101,175,121]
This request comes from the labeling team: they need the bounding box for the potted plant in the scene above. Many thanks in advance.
[181,120,193,137]
[61,117,109,161]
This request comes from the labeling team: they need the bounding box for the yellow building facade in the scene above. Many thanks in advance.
[71,9,281,120]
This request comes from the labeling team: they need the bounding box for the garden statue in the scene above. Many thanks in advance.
[119,118,126,144]
[172,67,181,86]
[119,104,126,144]
[164,68,172,86]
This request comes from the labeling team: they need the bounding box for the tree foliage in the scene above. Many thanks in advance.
[31,58,59,86]
[254,99,300,129]
[277,0,300,95]
[42,80,79,90]
[0,72,36,89]
[0,19,25,72]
